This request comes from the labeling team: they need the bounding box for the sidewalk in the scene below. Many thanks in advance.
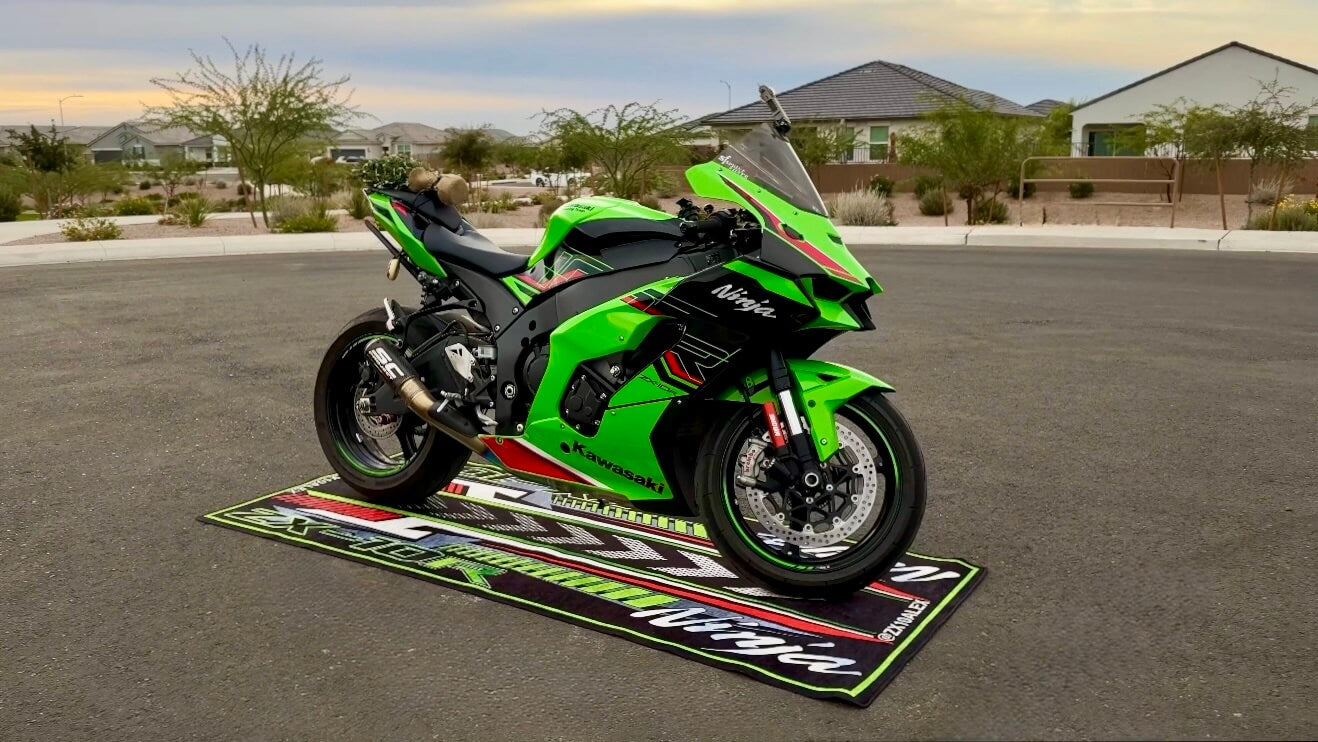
[1,225,1315,267]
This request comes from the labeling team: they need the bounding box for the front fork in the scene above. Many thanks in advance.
[762,350,826,493]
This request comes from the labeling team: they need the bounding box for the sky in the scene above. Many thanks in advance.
[1,0,1316,134]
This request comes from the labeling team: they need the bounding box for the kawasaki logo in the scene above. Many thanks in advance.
[710,284,776,318]
[570,441,665,493]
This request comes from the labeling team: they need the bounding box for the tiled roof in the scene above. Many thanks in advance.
[706,61,1039,126]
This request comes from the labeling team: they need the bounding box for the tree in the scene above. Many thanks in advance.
[155,152,204,203]
[145,40,359,228]
[1232,78,1316,226]
[439,127,496,182]
[1182,106,1238,230]
[538,102,691,199]
[3,124,107,216]
[1040,101,1076,152]
[899,100,1044,225]
[790,125,858,178]
[1113,99,1194,202]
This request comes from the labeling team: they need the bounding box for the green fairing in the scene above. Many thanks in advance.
[685,162,871,291]
[528,196,676,268]
[716,359,895,461]
[522,281,686,500]
[368,192,446,277]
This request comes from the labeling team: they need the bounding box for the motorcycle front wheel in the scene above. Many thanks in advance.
[696,391,925,600]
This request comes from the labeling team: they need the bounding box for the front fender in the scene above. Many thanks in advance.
[715,359,894,460]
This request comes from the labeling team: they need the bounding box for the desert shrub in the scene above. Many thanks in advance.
[138,179,152,190]
[213,180,228,189]
[957,183,981,201]
[347,189,370,220]
[463,211,504,229]
[236,183,251,196]
[174,191,200,201]
[477,192,518,213]
[918,189,954,216]
[868,175,895,197]
[1069,179,1095,199]
[1246,199,1318,231]
[269,195,317,226]
[60,216,122,241]
[177,197,212,227]
[636,195,662,211]
[973,197,1010,224]
[0,188,20,222]
[1246,178,1282,205]
[530,191,560,206]
[1007,178,1036,199]
[912,174,942,199]
[277,212,338,233]
[827,189,896,226]
[536,199,566,227]
[113,197,157,216]
[353,154,424,190]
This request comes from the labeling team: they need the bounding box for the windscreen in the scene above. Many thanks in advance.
[713,124,829,216]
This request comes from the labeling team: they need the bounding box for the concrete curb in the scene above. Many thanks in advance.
[2,226,1315,267]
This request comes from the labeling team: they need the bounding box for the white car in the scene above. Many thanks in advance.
[529,170,591,188]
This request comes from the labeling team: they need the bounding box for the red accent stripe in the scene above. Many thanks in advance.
[516,269,586,292]
[867,582,922,602]
[499,545,888,644]
[275,493,396,522]
[390,201,410,218]
[719,176,860,284]
[480,437,594,486]
[622,295,662,315]
[662,351,702,386]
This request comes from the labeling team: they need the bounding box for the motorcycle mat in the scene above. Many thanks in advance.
[199,461,983,707]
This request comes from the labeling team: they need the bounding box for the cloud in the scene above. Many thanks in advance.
[0,0,1314,129]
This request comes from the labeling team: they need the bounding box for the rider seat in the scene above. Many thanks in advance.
[422,221,527,276]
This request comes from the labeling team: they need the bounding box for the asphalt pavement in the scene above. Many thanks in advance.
[1,247,1315,740]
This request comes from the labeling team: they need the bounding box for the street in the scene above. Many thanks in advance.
[1,246,1315,740]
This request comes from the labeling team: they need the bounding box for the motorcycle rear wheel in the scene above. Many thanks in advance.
[696,391,925,600]
[313,308,469,504]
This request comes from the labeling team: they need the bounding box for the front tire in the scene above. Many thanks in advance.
[313,308,470,504]
[696,392,925,600]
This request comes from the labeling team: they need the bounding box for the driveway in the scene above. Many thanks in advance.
[1,247,1314,740]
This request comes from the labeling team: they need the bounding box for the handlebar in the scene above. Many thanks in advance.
[680,214,732,240]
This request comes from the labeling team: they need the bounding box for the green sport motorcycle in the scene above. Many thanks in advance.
[313,86,924,599]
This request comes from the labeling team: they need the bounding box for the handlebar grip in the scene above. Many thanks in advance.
[680,216,728,239]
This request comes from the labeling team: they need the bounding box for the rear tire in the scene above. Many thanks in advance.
[313,308,470,504]
[695,391,925,600]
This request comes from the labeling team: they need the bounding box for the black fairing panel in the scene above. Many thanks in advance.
[563,218,685,255]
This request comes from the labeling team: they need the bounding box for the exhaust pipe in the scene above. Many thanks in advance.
[363,339,487,454]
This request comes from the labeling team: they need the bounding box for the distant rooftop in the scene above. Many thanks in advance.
[706,60,1039,126]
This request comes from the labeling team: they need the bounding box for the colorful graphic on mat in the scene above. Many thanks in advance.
[199,462,982,706]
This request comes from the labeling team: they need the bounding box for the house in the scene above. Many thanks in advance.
[1071,41,1318,155]
[327,123,516,161]
[84,122,229,165]
[0,124,110,157]
[703,60,1039,163]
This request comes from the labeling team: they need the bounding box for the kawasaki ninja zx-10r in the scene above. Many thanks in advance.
[313,86,924,599]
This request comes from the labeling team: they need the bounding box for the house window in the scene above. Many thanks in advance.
[869,126,890,162]
[396,143,412,156]
[1308,115,1318,150]
[129,145,146,161]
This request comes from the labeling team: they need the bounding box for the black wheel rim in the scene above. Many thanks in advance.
[327,334,431,477]
[722,405,902,572]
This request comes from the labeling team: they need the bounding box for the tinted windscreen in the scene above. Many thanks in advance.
[714,124,829,216]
